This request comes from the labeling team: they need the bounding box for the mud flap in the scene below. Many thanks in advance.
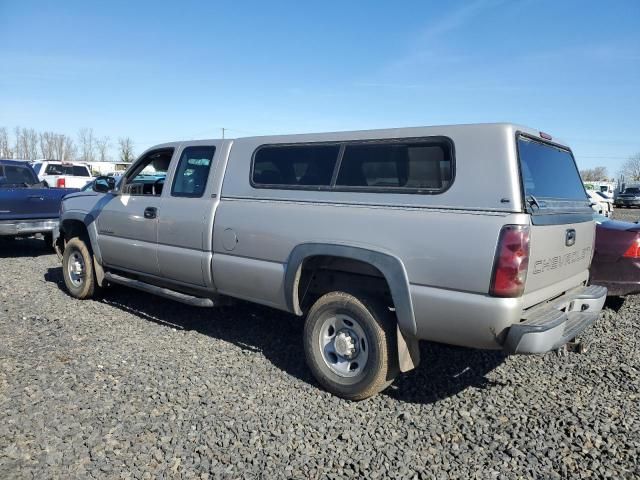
[93,257,105,287]
[397,325,420,372]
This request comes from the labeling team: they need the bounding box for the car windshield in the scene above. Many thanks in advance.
[623,188,640,194]
[518,136,586,202]
[0,164,38,187]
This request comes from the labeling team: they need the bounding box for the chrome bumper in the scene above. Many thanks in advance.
[504,285,607,354]
[0,219,59,236]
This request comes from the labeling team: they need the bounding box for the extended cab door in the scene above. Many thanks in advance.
[95,148,175,276]
[157,144,218,286]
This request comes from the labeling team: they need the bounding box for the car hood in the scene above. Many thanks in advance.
[63,190,100,200]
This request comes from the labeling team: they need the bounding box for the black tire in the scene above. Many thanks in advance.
[43,232,54,250]
[303,291,397,400]
[62,237,98,300]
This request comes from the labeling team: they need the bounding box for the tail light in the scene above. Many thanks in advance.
[56,178,66,188]
[623,235,640,258]
[490,225,530,298]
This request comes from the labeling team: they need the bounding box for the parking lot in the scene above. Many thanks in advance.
[0,212,638,479]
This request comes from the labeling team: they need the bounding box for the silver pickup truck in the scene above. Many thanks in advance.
[55,123,606,400]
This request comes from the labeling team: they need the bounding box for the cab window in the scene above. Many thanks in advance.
[171,146,216,197]
[121,149,174,196]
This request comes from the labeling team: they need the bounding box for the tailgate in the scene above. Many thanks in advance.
[526,220,594,294]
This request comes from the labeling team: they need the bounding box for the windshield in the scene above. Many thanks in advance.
[0,164,38,186]
[623,188,640,194]
[518,136,586,201]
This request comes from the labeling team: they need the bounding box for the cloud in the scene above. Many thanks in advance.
[380,0,511,76]
[0,52,138,84]
[418,0,507,42]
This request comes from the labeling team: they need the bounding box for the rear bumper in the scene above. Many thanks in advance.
[0,219,58,236]
[504,284,607,354]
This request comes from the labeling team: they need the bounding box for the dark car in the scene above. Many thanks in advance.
[590,214,640,295]
[614,187,640,208]
[0,159,78,245]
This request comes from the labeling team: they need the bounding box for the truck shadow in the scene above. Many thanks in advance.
[45,266,506,405]
[0,237,52,258]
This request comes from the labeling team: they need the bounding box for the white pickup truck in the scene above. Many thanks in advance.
[31,161,93,189]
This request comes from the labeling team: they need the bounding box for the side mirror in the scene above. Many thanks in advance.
[93,176,116,193]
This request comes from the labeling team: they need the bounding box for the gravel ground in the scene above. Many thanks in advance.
[1,212,640,479]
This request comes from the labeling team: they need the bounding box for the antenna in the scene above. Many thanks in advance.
[221,128,225,140]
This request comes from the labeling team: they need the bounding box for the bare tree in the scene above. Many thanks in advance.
[77,128,95,162]
[62,135,76,162]
[118,137,135,162]
[580,166,608,181]
[50,134,76,162]
[95,136,111,162]
[39,131,58,159]
[14,127,39,160]
[620,153,640,181]
[13,127,23,159]
[4,125,133,163]
[0,127,12,158]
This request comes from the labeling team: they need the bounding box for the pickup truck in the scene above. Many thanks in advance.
[31,160,93,189]
[55,124,607,400]
[0,159,78,245]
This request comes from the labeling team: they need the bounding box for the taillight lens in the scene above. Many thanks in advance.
[56,178,66,188]
[623,235,640,258]
[490,225,530,298]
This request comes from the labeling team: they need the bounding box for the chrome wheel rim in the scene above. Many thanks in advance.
[67,251,85,287]
[319,313,369,378]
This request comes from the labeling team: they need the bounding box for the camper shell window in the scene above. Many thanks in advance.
[251,137,454,194]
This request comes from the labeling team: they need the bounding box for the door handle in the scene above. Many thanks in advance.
[144,207,157,219]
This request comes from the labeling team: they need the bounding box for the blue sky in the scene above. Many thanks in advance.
[1,0,639,175]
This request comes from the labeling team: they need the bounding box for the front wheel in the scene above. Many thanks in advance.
[62,237,98,299]
[303,291,397,400]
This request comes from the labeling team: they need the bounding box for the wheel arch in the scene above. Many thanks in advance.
[59,212,105,286]
[285,243,420,372]
[284,243,417,337]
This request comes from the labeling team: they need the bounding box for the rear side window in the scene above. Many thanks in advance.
[72,166,90,177]
[32,163,42,175]
[252,145,340,187]
[518,136,586,201]
[45,164,65,175]
[171,146,216,197]
[0,165,38,185]
[336,142,452,191]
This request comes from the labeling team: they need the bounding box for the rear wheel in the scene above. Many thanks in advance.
[62,237,98,299]
[303,291,397,400]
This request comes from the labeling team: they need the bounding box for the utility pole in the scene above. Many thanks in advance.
[221,128,225,140]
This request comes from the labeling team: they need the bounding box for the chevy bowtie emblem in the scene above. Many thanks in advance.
[565,229,576,247]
